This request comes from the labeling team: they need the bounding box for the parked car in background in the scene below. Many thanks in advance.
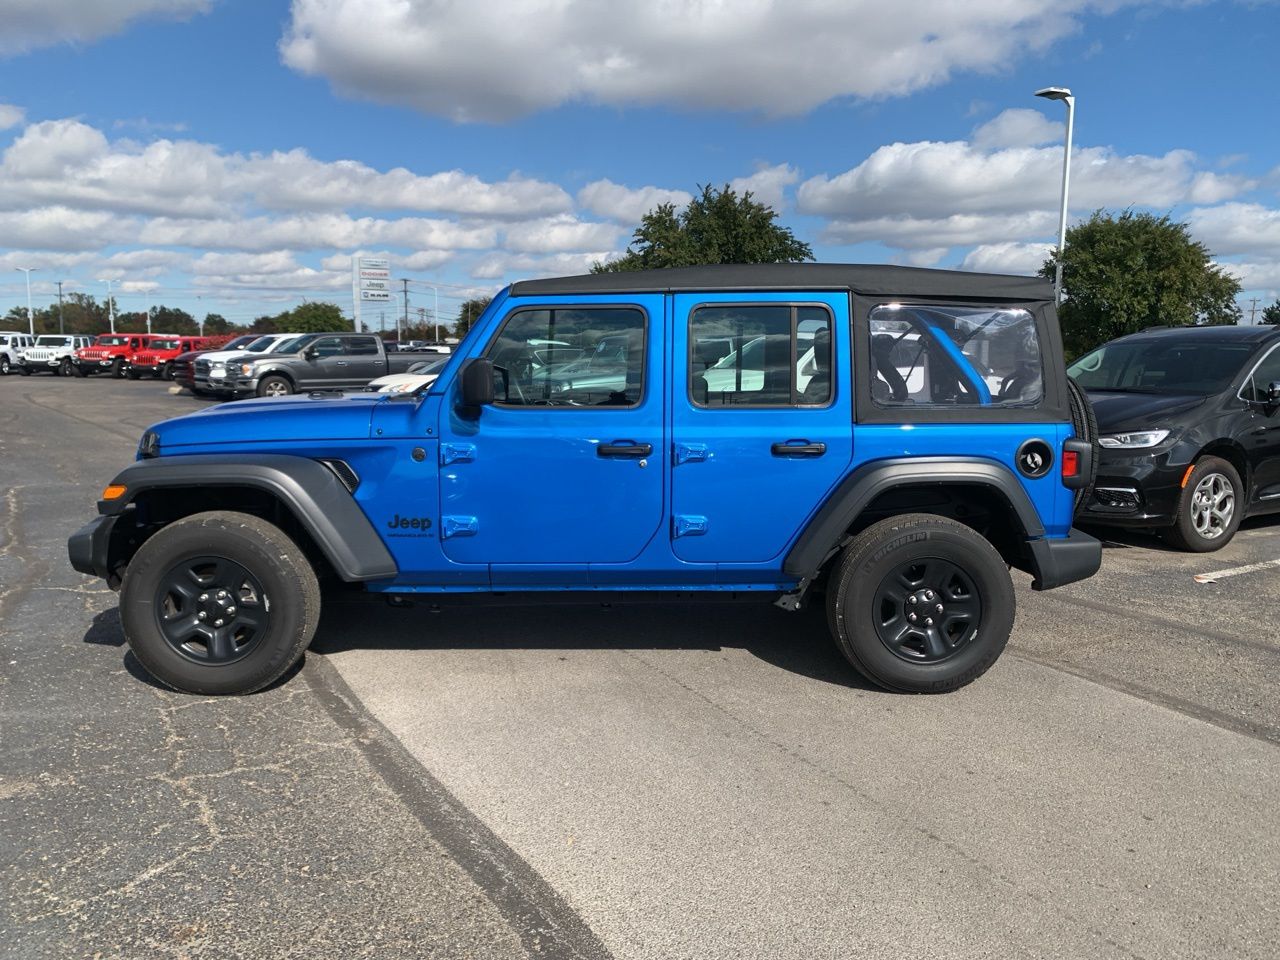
[191,333,302,396]
[173,334,260,395]
[129,336,218,380]
[216,332,418,398]
[0,332,36,375]
[364,357,448,393]
[18,335,95,376]
[73,333,157,378]
[1069,324,1280,550]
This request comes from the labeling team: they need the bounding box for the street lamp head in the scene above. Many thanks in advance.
[1035,86,1073,101]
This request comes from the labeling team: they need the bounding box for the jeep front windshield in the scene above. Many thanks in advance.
[96,335,129,346]
[35,336,72,347]
[151,339,181,350]
[1068,338,1255,394]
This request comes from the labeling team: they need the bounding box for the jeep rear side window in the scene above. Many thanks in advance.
[868,305,1042,407]
[485,307,645,407]
[690,304,832,408]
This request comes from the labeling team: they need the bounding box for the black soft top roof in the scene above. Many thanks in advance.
[510,263,1053,303]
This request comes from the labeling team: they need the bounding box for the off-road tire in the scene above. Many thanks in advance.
[110,358,124,379]
[1066,375,1099,512]
[0,356,9,375]
[1163,456,1243,552]
[58,357,72,377]
[256,374,294,398]
[119,511,321,695]
[126,367,141,380]
[161,362,174,380]
[72,363,86,377]
[827,513,1014,693]
[18,365,30,376]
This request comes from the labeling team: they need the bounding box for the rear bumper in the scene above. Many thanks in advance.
[1027,527,1102,591]
[68,514,118,584]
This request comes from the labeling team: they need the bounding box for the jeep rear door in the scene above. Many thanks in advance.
[671,292,854,564]
[437,296,665,571]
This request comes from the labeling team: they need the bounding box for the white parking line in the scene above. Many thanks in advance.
[1193,558,1280,584]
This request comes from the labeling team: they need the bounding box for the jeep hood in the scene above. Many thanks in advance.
[147,393,382,450]
[1087,390,1208,433]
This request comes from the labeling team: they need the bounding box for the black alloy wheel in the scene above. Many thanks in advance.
[58,357,72,376]
[153,556,271,665]
[0,356,8,375]
[827,513,1014,693]
[871,558,982,664]
[119,511,321,694]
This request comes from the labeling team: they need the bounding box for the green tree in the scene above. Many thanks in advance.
[1042,210,1242,357]
[1261,299,1280,325]
[150,306,198,335]
[203,313,235,334]
[593,183,813,273]
[453,296,492,339]
[287,301,350,333]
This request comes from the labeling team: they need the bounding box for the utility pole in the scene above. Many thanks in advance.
[379,310,385,337]
[97,278,115,334]
[1248,297,1261,325]
[401,278,409,344]
[56,281,65,334]
[417,307,426,336]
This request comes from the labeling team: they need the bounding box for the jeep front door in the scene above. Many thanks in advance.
[671,293,854,564]
[437,298,665,571]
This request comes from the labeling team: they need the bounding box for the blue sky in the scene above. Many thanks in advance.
[1,0,1278,329]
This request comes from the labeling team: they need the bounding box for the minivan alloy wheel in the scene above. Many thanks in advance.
[1190,472,1235,540]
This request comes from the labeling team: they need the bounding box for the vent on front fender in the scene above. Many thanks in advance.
[317,458,360,493]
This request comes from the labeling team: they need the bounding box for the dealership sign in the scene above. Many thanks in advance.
[352,257,392,317]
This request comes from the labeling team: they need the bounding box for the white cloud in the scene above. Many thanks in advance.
[0,206,127,251]
[1187,203,1280,258]
[960,241,1055,275]
[971,108,1064,150]
[0,0,211,56]
[502,216,623,255]
[729,163,801,212]
[279,0,1148,122]
[471,251,607,281]
[0,119,572,219]
[139,213,497,253]
[0,103,25,130]
[577,180,693,223]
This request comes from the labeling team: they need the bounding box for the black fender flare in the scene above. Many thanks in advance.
[97,454,397,581]
[783,456,1045,581]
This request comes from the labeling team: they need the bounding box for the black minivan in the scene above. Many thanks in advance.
[1069,325,1280,551]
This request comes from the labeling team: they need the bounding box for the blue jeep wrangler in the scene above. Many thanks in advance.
[69,264,1101,695]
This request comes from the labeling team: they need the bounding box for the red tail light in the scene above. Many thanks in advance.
[1061,449,1080,479]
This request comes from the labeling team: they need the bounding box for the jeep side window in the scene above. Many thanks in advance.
[484,307,645,407]
[689,304,832,407]
[868,304,1042,407]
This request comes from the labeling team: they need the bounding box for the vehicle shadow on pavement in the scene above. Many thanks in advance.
[310,597,879,691]
[1079,510,1280,552]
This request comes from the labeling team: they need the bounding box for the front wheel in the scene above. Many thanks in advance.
[58,357,72,377]
[826,514,1014,693]
[119,511,321,695]
[256,375,294,398]
[18,366,30,376]
[71,363,86,378]
[126,367,141,380]
[0,356,9,375]
[111,358,124,379]
[1164,456,1243,552]
[161,362,174,380]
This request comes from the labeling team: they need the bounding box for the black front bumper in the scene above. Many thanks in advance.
[1027,527,1102,591]
[1077,449,1186,528]
[68,514,119,585]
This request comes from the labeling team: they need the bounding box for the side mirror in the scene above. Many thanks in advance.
[458,358,494,417]
[303,346,318,360]
[1269,381,1280,405]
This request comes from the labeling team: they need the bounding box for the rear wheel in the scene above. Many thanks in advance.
[827,513,1014,693]
[1164,456,1243,552]
[119,511,321,695]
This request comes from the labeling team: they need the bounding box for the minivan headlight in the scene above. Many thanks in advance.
[1098,430,1170,449]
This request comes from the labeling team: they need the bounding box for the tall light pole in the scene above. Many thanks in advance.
[16,267,35,335]
[97,278,115,333]
[1035,86,1075,306]
[56,280,65,334]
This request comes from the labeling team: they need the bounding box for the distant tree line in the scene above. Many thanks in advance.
[3,298,353,337]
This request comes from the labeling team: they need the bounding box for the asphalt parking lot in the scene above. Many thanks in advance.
[3,374,1278,959]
